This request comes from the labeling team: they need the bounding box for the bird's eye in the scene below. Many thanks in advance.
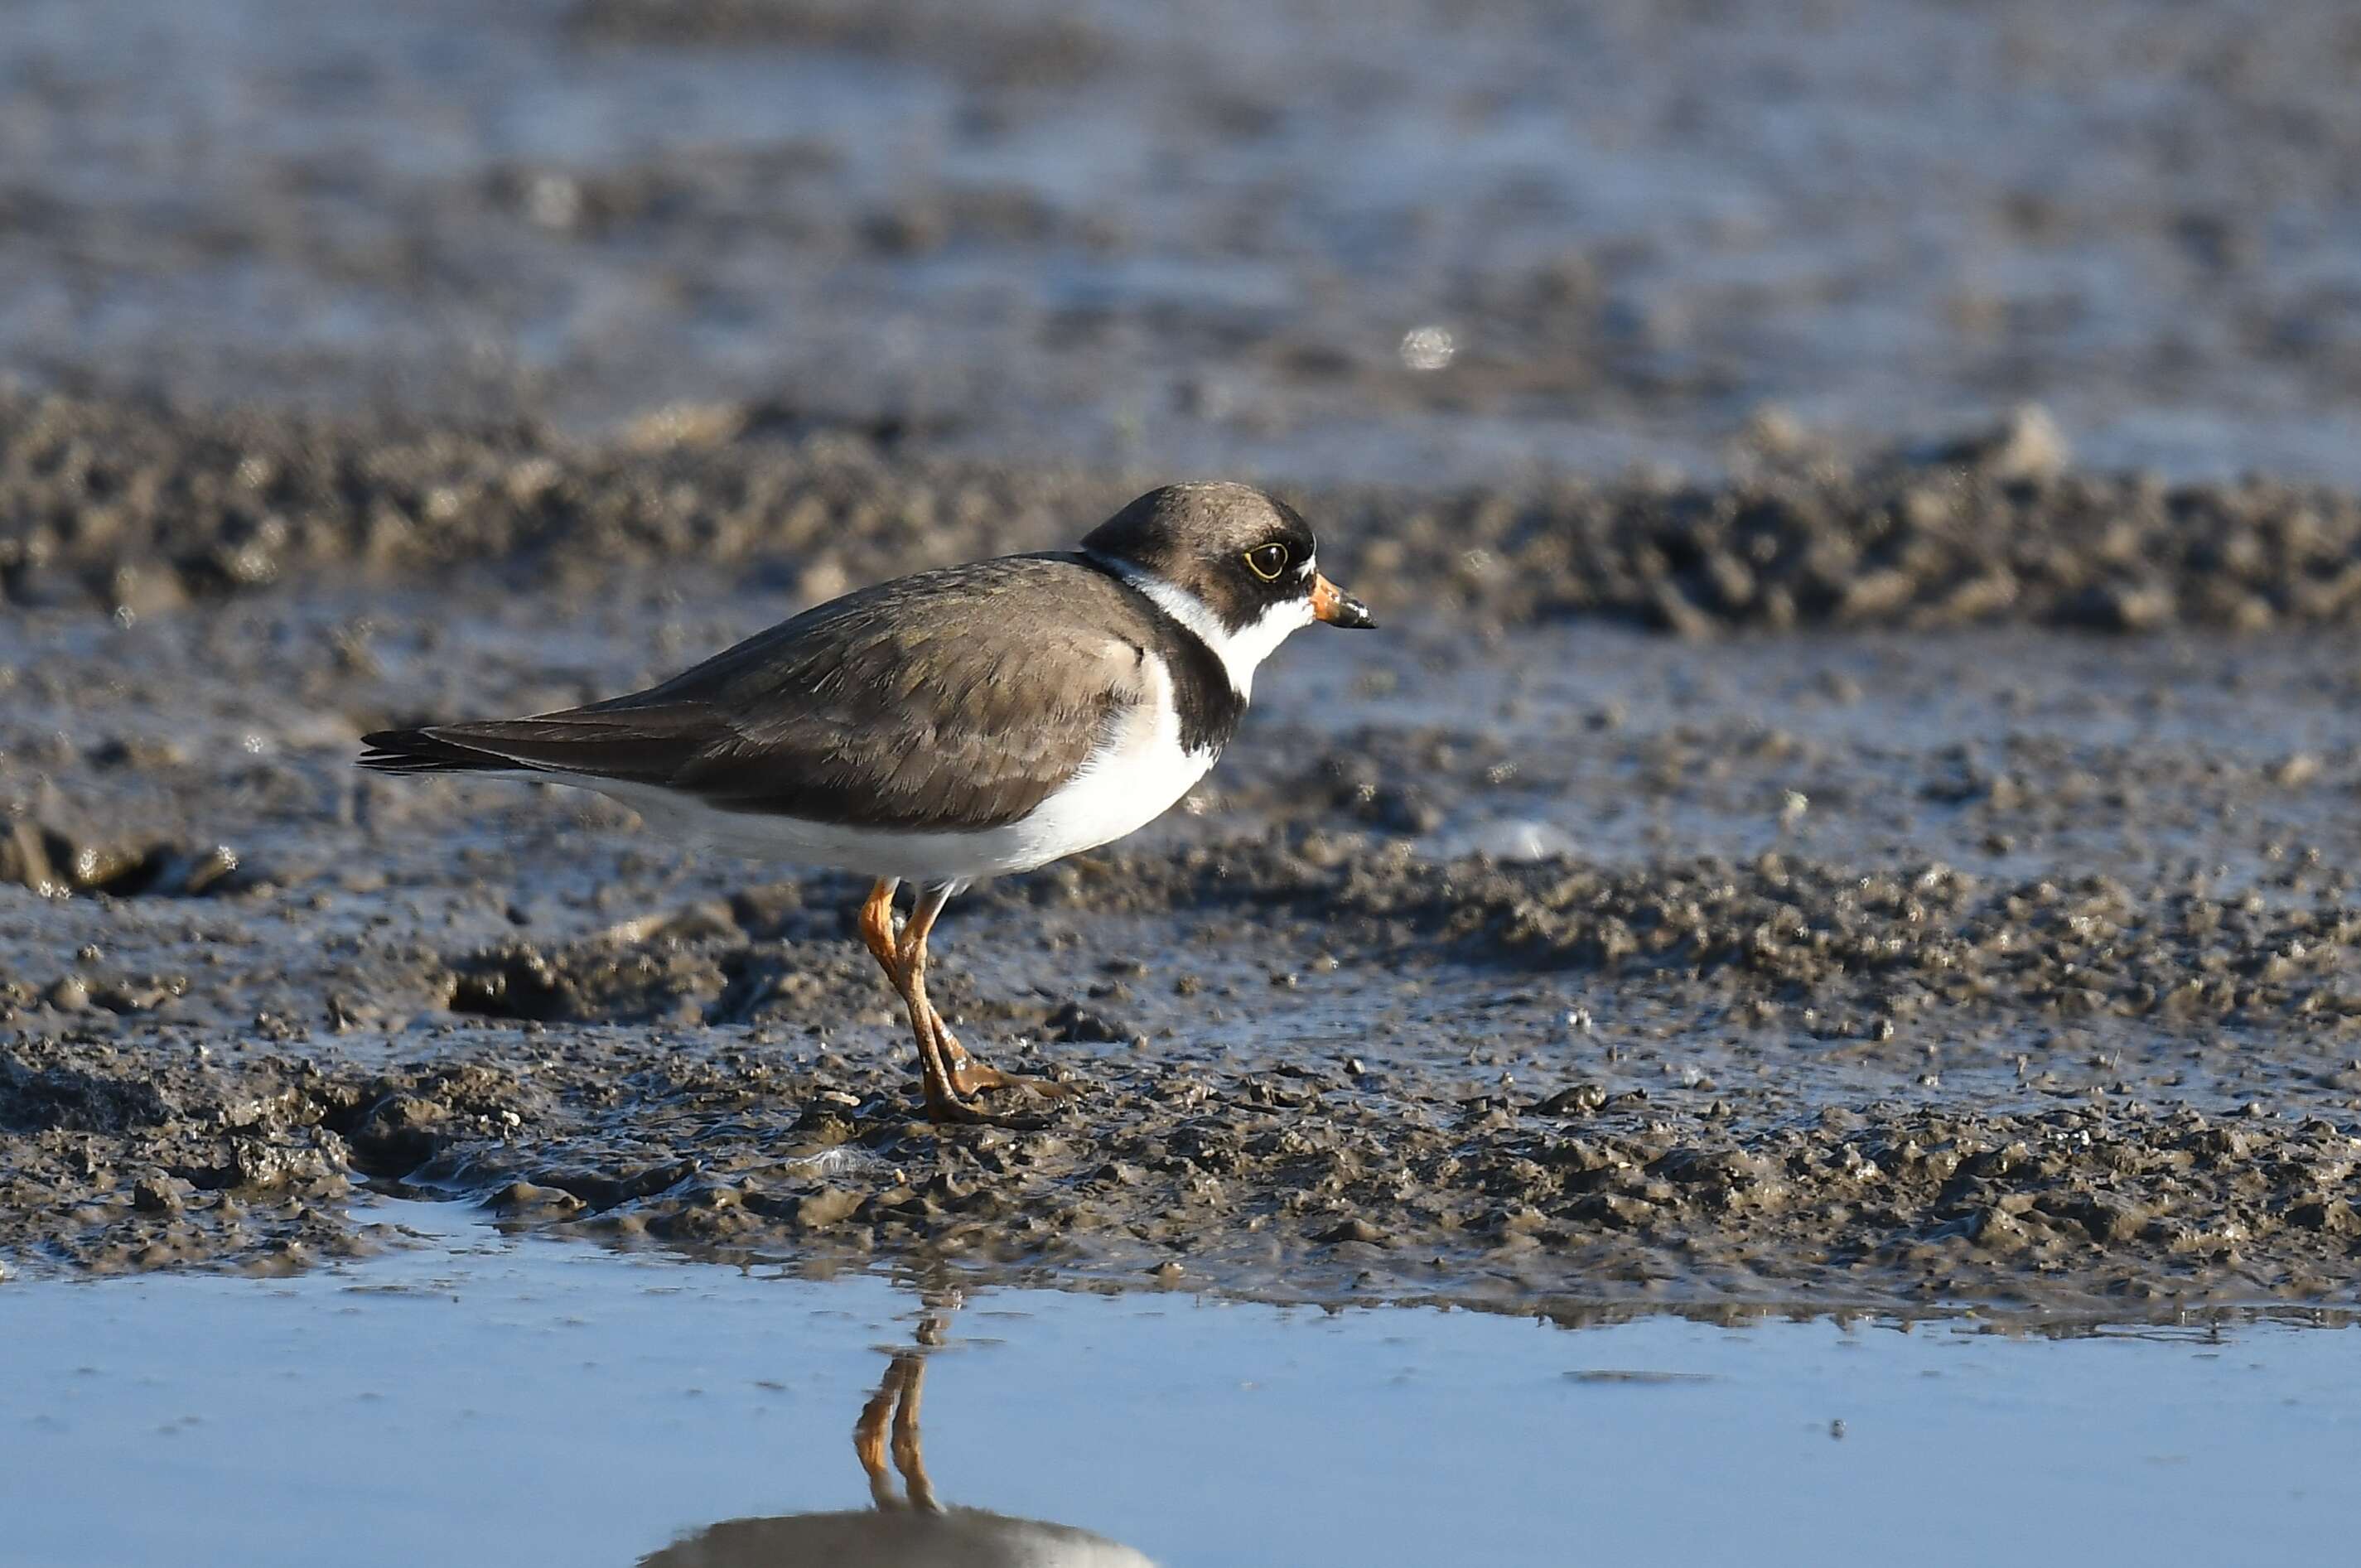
[1244,542,1290,580]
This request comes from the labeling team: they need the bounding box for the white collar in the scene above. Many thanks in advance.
[1088,551,1316,700]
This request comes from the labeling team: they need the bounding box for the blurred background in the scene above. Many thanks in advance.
[5,0,2359,487]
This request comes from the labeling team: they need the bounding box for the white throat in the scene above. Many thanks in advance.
[1090,552,1316,700]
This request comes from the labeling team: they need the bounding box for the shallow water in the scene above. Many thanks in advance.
[3,1199,2356,1567]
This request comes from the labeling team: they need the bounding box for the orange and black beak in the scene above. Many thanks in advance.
[1311,572,1377,629]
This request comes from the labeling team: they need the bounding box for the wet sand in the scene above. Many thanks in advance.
[6,409,2361,1314]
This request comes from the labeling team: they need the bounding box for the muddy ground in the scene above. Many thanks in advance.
[11,390,2361,639]
[5,416,2361,1315]
[5,0,2361,1316]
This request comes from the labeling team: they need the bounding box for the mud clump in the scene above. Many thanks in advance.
[444,941,725,1025]
[0,818,249,899]
[437,916,886,1029]
[0,1054,175,1135]
[0,1040,533,1272]
[10,390,2361,638]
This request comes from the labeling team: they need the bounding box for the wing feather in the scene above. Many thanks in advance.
[364,557,1161,834]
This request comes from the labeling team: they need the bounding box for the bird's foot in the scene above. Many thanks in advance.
[917,1012,1081,1126]
[920,1054,1083,1130]
[921,1067,1084,1127]
[919,1080,1063,1129]
[946,1054,1083,1104]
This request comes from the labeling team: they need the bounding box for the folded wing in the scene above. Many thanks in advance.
[359,557,1152,835]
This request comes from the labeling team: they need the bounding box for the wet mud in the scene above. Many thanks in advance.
[11,392,2361,639]
[7,0,2361,1317]
[7,563,2361,1311]
[7,963,2359,1312]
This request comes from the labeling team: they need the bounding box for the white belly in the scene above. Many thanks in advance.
[567,656,1215,886]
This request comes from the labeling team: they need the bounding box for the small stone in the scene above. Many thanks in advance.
[347,1093,448,1173]
[1935,403,2070,480]
[485,1182,585,1218]
[1535,1083,1608,1117]
[1568,1194,1655,1230]
[1968,1206,2030,1252]
[1316,1218,1386,1246]
[2073,1195,2148,1245]
[2289,1199,2359,1238]
[2267,754,2323,789]
[1043,1001,1131,1043]
[794,1188,862,1231]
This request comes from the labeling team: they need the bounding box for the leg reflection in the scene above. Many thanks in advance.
[856,1300,956,1514]
[852,1352,940,1513]
[889,1353,937,1513]
[642,1300,1156,1566]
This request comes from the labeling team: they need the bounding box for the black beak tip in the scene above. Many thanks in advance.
[1336,596,1376,630]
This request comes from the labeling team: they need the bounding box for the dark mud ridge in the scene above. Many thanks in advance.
[7,838,2360,1314]
[1037,839,2361,1030]
[5,1031,2356,1315]
[10,392,2361,635]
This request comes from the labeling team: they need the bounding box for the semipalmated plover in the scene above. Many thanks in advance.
[360,482,1374,1122]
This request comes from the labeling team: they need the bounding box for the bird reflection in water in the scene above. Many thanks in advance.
[641,1302,1157,1567]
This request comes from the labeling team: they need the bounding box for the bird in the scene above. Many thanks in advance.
[359,482,1374,1124]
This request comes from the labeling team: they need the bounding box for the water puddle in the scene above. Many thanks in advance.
[3,1199,2355,1566]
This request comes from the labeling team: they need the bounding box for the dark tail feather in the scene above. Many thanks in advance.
[357,727,537,775]
[360,708,722,780]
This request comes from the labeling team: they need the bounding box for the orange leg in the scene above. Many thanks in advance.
[857,879,1078,1124]
[859,878,964,1116]
[857,876,900,972]
[896,885,1079,1122]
